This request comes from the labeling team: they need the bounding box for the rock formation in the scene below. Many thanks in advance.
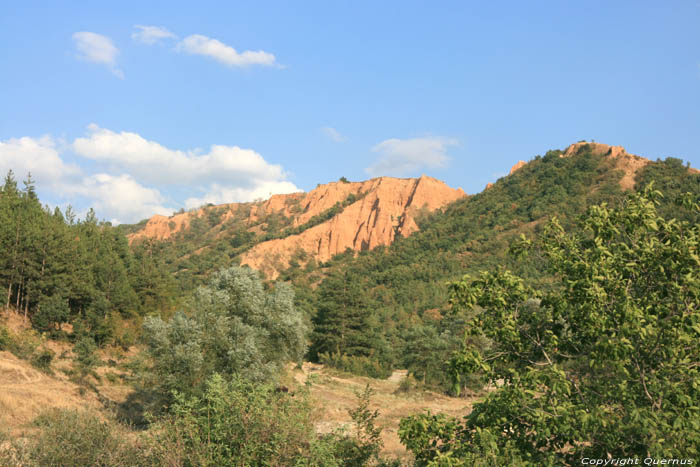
[241,176,466,278]
[509,160,527,175]
[562,142,650,190]
[128,175,466,278]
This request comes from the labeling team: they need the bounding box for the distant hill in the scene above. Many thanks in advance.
[283,142,700,384]
[124,175,466,283]
[122,141,699,300]
[295,141,700,306]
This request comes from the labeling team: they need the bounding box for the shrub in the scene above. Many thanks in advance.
[148,374,335,466]
[8,329,40,360]
[73,336,100,380]
[0,325,10,351]
[319,352,392,379]
[15,409,149,466]
[140,266,307,409]
[30,347,55,373]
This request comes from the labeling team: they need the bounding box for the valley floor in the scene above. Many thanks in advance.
[290,362,475,458]
[1,309,476,460]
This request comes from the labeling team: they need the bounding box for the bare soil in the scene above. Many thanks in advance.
[290,362,476,460]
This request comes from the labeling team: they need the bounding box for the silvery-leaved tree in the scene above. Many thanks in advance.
[400,185,700,465]
[141,266,307,407]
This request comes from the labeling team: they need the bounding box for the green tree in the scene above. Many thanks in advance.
[141,266,308,406]
[74,336,100,379]
[148,374,332,466]
[400,186,700,464]
[309,270,392,377]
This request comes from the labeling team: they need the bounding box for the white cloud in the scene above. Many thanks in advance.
[176,34,276,67]
[72,32,124,78]
[0,136,81,190]
[185,180,301,209]
[66,173,171,224]
[72,124,300,210]
[366,137,456,177]
[2,127,300,223]
[321,126,348,143]
[0,135,171,224]
[132,25,177,45]
[73,124,291,186]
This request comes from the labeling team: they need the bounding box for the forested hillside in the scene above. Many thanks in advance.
[294,144,700,387]
[122,175,464,290]
[0,171,175,345]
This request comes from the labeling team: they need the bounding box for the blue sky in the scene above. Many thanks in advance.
[1,1,699,223]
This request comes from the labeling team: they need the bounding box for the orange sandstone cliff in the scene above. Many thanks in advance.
[128,175,466,278]
[241,176,465,278]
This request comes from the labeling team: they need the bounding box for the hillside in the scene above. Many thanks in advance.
[1,141,699,464]
[291,142,700,385]
[125,175,466,282]
[241,175,466,278]
[0,307,470,460]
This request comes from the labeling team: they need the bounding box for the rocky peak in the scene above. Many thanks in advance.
[562,142,650,190]
[509,160,527,175]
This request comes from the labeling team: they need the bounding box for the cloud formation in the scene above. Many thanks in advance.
[366,137,456,177]
[0,136,81,190]
[132,25,177,45]
[1,126,300,224]
[72,31,124,78]
[176,34,276,67]
[68,173,172,223]
[0,135,169,223]
[73,124,293,187]
[321,127,348,143]
[0,136,174,223]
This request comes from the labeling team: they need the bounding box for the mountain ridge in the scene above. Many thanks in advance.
[127,175,466,279]
[124,141,698,283]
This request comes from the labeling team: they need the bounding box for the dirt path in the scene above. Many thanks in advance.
[291,363,476,460]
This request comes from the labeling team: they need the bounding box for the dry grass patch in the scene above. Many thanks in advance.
[291,362,478,459]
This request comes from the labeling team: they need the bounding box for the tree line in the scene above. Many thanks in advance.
[0,170,175,345]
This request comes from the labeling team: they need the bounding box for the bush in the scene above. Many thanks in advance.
[7,409,150,467]
[8,329,40,360]
[140,266,308,410]
[319,352,393,379]
[30,347,54,373]
[0,325,10,351]
[149,374,337,466]
[73,336,100,380]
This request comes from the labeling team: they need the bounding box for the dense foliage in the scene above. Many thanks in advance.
[399,186,700,464]
[0,171,175,345]
[139,266,308,407]
[146,375,394,466]
[301,149,700,384]
[0,379,394,467]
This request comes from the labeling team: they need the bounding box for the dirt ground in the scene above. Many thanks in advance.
[0,350,103,437]
[290,362,475,460]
